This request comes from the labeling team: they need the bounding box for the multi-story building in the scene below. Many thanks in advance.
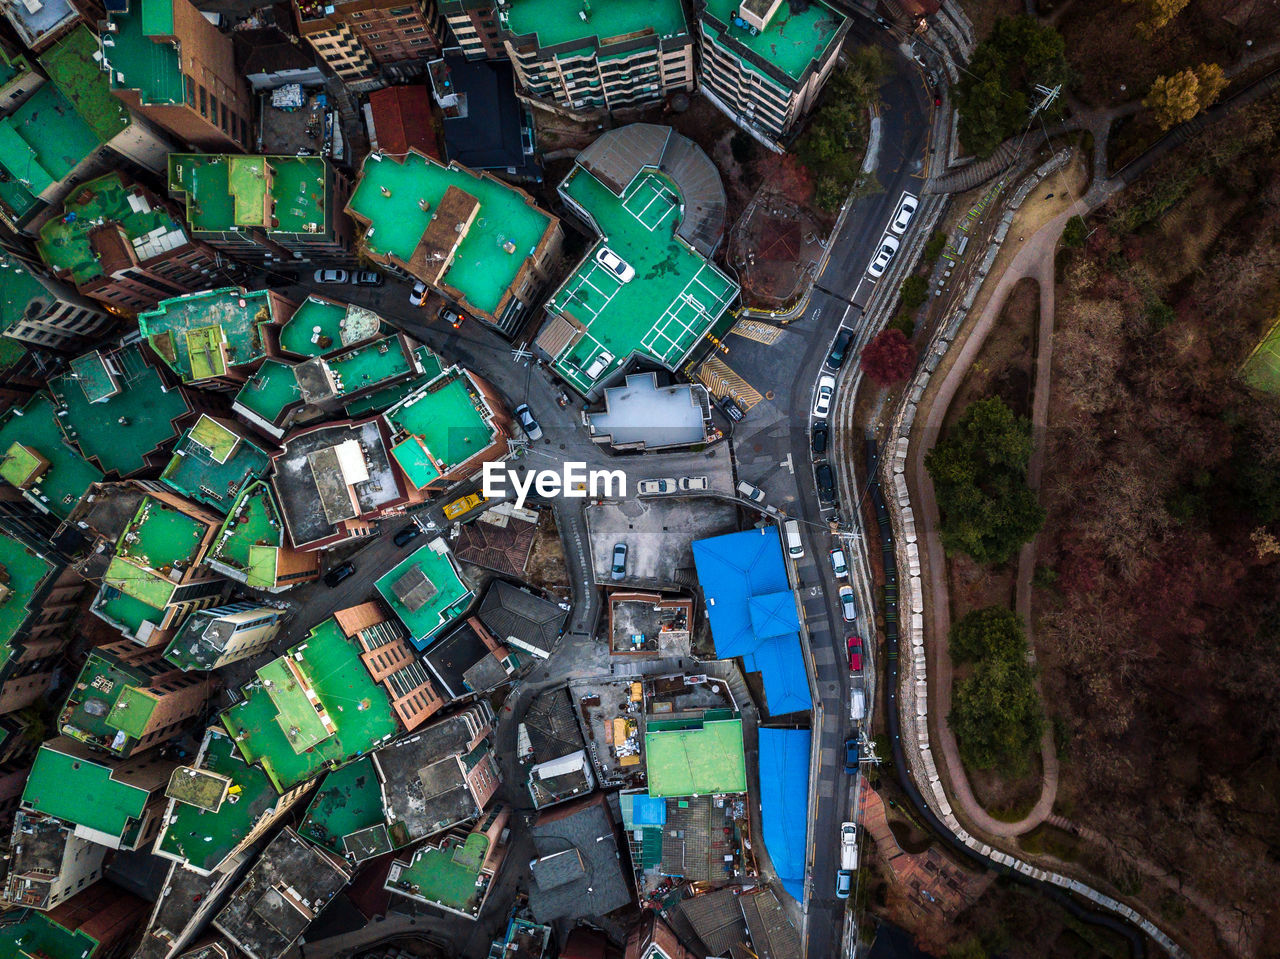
[294,0,444,89]
[159,415,272,515]
[2,810,108,911]
[202,481,320,591]
[335,601,444,731]
[36,173,223,316]
[346,149,562,335]
[0,883,152,959]
[0,260,116,353]
[168,154,354,266]
[57,640,211,758]
[162,603,285,672]
[438,0,503,59]
[21,736,178,851]
[104,0,253,152]
[375,540,473,649]
[154,727,314,877]
[625,913,699,959]
[495,0,695,113]
[1,0,93,54]
[384,805,510,919]
[697,0,850,142]
[138,287,294,391]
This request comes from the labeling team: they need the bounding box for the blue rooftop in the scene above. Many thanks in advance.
[691,528,811,716]
[758,727,810,905]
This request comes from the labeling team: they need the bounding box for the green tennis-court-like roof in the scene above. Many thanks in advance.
[0,83,102,199]
[0,531,53,658]
[0,911,99,959]
[22,743,151,841]
[345,346,445,417]
[234,358,302,426]
[546,165,736,395]
[59,649,158,756]
[39,25,131,142]
[504,0,687,48]
[108,0,184,105]
[703,0,845,83]
[161,415,270,514]
[169,154,332,237]
[644,711,747,797]
[280,297,384,358]
[347,152,555,317]
[94,584,167,638]
[222,619,399,791]
[116,494,208,569]
[207,482,286,583]
[391,832,491,913]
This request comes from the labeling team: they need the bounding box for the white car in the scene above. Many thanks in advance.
[890,193,919,236]
[830,547,848,579]
[638,478,676,495]
[409,281,428,307]
[514,404,543,441]
[596,246,635,283]
[867,235,900,278]
[678,476,708,491]
[737,481,766,503]
[839,585,857,622]
[314,269,349,284]
[813,374,836,419]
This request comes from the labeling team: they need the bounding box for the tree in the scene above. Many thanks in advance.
[950,654,1045,773]
[1145,63,1227,131]
[1125,0,1190,33]
[1062,215,1087,248]
[925,397,1045,564]
[755,152,813,205]
[954,17,1067,157]
[730,131,757,165]
[899,275,929,311]
[860,329,916,386]
[950,606,1027,665]
[923,230,947,265]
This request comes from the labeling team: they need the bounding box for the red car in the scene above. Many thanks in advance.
[847,635,863,672]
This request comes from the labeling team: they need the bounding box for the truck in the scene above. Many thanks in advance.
[849,689,866,723]
[840,822,859,871]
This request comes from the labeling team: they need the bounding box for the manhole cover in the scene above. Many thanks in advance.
[766,391,775,400]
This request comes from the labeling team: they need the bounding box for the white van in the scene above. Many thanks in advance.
[783,519,804,559]
[583,351,614,379]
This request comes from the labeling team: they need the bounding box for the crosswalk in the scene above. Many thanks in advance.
[729,318,784,345]
[697,356,764,409]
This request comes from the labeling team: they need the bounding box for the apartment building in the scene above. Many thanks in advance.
[495,0,695,112]
[384,805,510,919]
[438,0,502,59]
[58,640,211,758]
[36,173,223,316]
[334,601,444,731]
[0,260,116,353]
[2,810,108,911]
[202,481,320,592]
[295,0,444,89]
[1,0,93,53]
[105,0,253,152]
[168,154,354,266]
[697,0,850,141]
[162,603,284,672]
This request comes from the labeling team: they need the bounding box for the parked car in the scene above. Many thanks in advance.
[638,478,676,494]
[836,870,852,900]
[830,547,848,579]
[847,635,863,671]
[890,193,919,236]
[409,281,428,307]
[596,246,635,282]
[352,271,384,286]
[815,463,836,504]
[737,481,766,503]
[314,269,349,284]
[678,476,708,492]
[720,396,744,422]
[611,542,628,580]
[844,735,860,774]
[867,235,900,278]
[323,561,356,587]
[393,525,421,547]
[811,421,829,455]
[439,305,466,328]
[812,374,836,418]
[514,403,543,441]
[443,491,487,519]
[839,584,857,622]
[826,328,853,370]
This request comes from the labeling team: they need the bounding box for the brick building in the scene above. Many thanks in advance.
[295,0,443,89]
[335,601,444,731]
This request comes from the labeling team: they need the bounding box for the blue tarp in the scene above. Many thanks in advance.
[632,794,667,826]
[758,727,811,904]
[692,528,811,715]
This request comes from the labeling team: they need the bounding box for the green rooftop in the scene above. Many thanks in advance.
[93,583,167,638]
[233,358,301,427]
[117,494,208,570]
[139,288,274,383]
[704,0,845,83]
[38,173,188,285]
[324,336,415,398]
[0,334,28,371]
[169,154,333,237]
[643,712,747,797]
[280,296,383,358]
[40,25,132,142]
[59,649,160,757]
[0,259,56,337]
[207,481,287,587]
[50,343,189,476]
[0,82,103,201]
[345,346,445,417]
[103,554,176,610]
[108,0,184,105]
[547,166,737,394]
[347,152,554,317]
[299,756,400,862]
[375,542,473,648]
[161,415,270,513]
[22,742,151,842]
[0,393,103,520]
[0,911,98,959]
[504,0,687,48]
[385,372,495,489]
[390,831,491,914]
[157,728,281,874]
[222,618,399,791]
[0,531,54,656]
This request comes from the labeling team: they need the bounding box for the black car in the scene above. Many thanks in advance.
[393,525,421,547]
[815,463,836,504]
[323,561,356,588]
[720,396,744,422]
[826,328,853,370]
[811,422,829,455]
[439,305,466,328]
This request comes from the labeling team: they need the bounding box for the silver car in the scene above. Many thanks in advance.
[611,542,628,580]
[813,374,836,419]
[867,235,900,278]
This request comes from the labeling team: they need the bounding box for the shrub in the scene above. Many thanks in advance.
[860,329,917,386]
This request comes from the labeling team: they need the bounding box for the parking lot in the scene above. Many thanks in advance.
[584,498,744,587]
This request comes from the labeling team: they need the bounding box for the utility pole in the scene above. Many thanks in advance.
[1030,83,1061,119]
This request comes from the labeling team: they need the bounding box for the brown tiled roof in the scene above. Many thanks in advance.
[453,510,537,577]
[88,224,136,276]
[334,602,386,636]
[368,85,441,160]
